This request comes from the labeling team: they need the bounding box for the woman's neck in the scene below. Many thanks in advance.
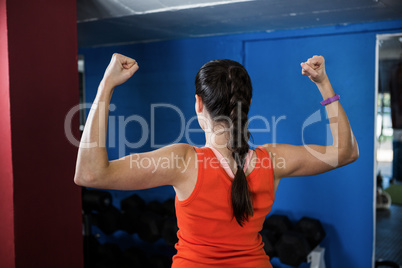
[204,126,232,156]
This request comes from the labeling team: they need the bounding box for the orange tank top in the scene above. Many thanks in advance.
[172,146,275,268]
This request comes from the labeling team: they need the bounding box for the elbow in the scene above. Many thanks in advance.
[74,171,97,187]
[339,145,359,166]
[348,135,359,164]
[74,174,84,186]
[350,146,359,163]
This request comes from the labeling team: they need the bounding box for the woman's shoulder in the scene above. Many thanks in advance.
[253,145,272,158]
[166,143,199,163]
[165,143,195,153]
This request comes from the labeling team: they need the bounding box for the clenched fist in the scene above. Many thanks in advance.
[102,53,139,88]
[301,55,328,84]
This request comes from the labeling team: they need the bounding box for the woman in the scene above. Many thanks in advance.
[74,53,359,267]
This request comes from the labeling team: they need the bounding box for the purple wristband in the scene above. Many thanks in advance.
[321,94,340,106]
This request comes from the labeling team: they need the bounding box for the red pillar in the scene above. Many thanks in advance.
[0,0,15,267]
[0,0,83,267]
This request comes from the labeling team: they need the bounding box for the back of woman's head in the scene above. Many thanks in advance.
[195,59,253,226]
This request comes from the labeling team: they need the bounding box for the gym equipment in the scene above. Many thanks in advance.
[162,216,179,246]
[160,198,178,246]
[162,198,176,217]
[96,242,124,267]
[83,234,101,268]
[377,171,392,209]
[121,246,150,268]
[81,189,114,267]
[375,260,400,268]
[121,194,146,212]
[147,199,176,218]
[137,210,164,243]
[82,188,112,212]
[147,199,178,245]
[85,193,178,268]
[148,254,173,268]
[295,217,326,249]
[260,215,293,258]
[263,215,293,237]
[307,246,326,268]
[120,195,178,244]
[92,205,122,235]
[147,200,167,216]
[275,217,326,267]
[260,215,326,267]
[120,194,146,234]
[82,193,178,266]
[83,241,125,268]
[120,207,142,234]
[275,230,312,266]
[260,229,276,258]
[377,189,392,209]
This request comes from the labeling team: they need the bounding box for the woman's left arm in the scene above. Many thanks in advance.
[263,56,359,180]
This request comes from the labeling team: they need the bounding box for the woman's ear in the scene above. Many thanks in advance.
[195,94,203,113]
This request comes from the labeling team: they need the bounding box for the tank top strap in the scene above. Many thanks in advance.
[255,146,270,158]
[206,146,254,179]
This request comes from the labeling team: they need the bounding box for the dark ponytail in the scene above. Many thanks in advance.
[195,59,253,227]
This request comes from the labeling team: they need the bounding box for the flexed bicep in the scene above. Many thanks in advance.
[76,143,197,191]
[261,144,341,180]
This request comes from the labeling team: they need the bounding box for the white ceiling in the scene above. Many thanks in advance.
[77,0,402,48]
[77,0,258,20]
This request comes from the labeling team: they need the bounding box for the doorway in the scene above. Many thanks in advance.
[375,33,402,265]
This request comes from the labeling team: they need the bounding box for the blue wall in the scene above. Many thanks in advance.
[80,19,402,268]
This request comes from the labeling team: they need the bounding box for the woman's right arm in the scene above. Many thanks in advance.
[262,55,359,181]
[74,53,196,191]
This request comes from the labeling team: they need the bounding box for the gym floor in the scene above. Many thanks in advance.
[376,204,402,266]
